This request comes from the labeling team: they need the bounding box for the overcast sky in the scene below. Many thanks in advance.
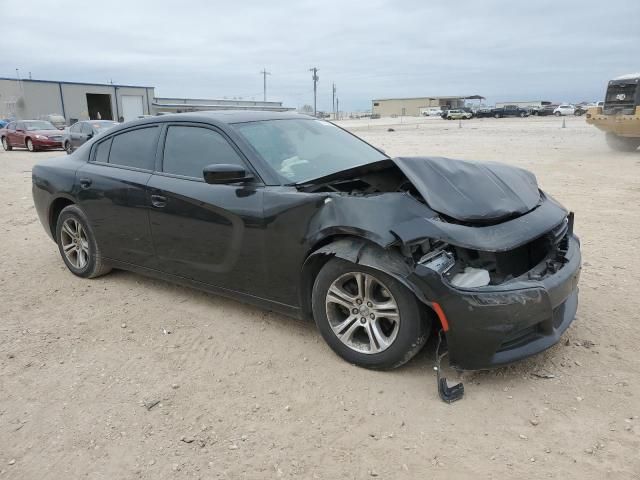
[1,0,639,110]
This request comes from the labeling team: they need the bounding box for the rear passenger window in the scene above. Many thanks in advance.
[162,126,245,178]
[108,127,158,170]
[94,138,112,164]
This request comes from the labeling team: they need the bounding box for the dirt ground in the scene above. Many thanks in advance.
[1,116,639,479]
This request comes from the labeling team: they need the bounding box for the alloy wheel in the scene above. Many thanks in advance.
[60,218,90,269]
[325,272,400,354]
[65,142,73,154]
[2,137,8,150]
[27,139,34,151]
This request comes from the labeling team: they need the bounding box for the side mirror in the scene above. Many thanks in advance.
[87,132,94,139]
[203,164,253,184]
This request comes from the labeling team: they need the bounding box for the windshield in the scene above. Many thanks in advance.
[92,122,118,132]
[25,121,56,131]
[233,119,387,183]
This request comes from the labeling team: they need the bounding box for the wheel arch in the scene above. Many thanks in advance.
[300,236,436,324]
[48,196,76,239]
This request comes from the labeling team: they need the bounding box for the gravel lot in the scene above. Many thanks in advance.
[1,116,639,479]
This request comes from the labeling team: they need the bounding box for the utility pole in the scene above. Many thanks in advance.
[336,97,339,121]
[309,67,319,116]
[332,82,336,119]
[260,68,271,102]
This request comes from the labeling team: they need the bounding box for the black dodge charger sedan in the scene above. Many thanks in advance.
[32,111,581,370]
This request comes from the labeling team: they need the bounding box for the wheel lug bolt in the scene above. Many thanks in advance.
[352,308,358,314]
[367,302,372,307]
[356,299,362,305]
[370,313,375,319]
[360,317,366,324]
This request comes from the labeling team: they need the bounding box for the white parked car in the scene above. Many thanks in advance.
[422,108,443,117]
[554,105,575,116]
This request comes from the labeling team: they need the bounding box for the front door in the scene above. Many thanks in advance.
[147,123,265,295]
[76,125,160,268]
[12,122,25,146]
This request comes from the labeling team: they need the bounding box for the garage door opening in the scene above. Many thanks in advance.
[86,94,113,120]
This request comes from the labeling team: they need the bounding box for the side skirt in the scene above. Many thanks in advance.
[105,258,304,320]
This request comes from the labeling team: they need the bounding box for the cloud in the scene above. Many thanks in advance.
[1,0,639,110]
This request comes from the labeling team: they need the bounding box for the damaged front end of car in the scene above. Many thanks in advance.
[300,156,581,371]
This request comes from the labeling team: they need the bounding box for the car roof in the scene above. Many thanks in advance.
[131,110,311,126]
[80,120,119,124]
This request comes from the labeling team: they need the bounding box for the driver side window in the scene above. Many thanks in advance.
[162,126,245,179]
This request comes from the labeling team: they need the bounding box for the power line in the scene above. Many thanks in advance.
[260,68,271,102]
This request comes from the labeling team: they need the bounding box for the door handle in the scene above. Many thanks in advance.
[151,194,167,208]
[79,177,92,189]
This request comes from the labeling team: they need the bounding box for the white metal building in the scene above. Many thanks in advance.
[153,97,294,114]
[0,77,294,125]
[0,77,155,124]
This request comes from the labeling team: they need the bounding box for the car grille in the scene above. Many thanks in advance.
[604,81,638,115]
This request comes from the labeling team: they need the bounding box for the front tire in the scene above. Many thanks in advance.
[1,136,11,151]
[605,132,640,152]
[64,141,73,155]
[56,205,111,278]
[312,258,429,370]
[26,138,35,152]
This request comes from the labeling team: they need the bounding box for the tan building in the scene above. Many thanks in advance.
[372,95,484,117]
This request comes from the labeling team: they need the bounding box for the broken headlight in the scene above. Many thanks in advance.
[418,249,455,274]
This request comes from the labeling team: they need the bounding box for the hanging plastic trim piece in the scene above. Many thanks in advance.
[434,330,464,403]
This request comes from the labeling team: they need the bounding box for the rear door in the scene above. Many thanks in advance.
[147,122,265,295]
[76,125,160,268]
[69,122,83,148]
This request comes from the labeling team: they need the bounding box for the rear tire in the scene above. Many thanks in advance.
[64,141,73,155]
[56,205,111,278]
[554,111,561,117]
[1,136,11,151]
[494,113,501,118]
[312,258,429,370]
[605,132,640,152]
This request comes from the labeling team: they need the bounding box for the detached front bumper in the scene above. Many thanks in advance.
[412,234,581,370]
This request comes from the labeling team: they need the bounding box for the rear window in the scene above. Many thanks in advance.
[107,127,159,170]
[94,138,112,164]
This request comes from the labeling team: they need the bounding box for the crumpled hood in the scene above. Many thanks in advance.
[392,156,540,223]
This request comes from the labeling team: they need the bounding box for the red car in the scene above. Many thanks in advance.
[1,120,64,152]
